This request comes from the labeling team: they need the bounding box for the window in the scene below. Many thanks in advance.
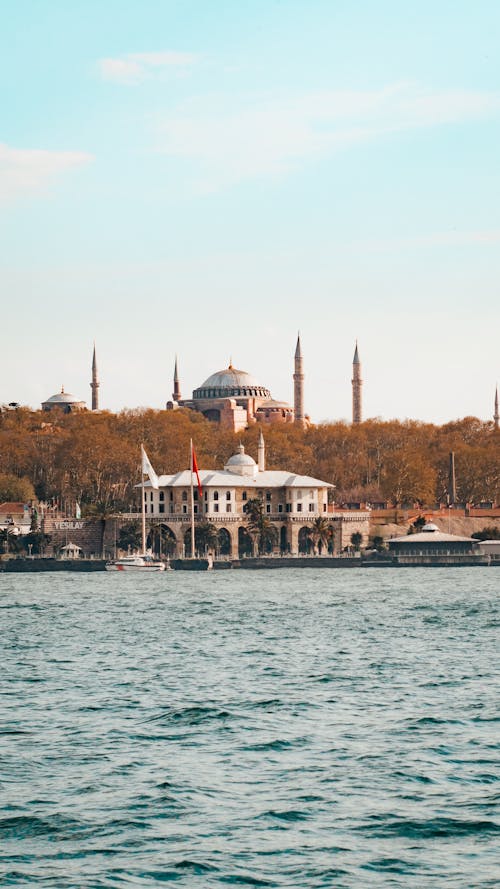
[150,492,153,501]
[159,503,165,514]
[266,504,271,514]
[266,492,271,501]
[214,503,219,513]
[213,491,219,501]
[297,503,302,512]
[194,505,198,514]
[182,491,187,502]
[286,503,291,513]
[169,504,174,514]
[194,489,198,501]
[226,504,232,513]
[169,491,173,501]
[323,503,327,512]
[278,504,283,513]
[309,503,314,512]
[144,491,147,502]
[242,491,247,501]
[159,491,164,502]
[182,504,187,514]
[226,491,231,501]
[204,491,208,501]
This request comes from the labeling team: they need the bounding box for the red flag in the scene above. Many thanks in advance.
[191,443,203,499]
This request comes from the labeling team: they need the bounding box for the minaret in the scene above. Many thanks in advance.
[258,429,265,472]
[494,385,499,430]
[173,356,181,402]
[293,333,305,426]
[352,341,362,425]
[90,343,99,411]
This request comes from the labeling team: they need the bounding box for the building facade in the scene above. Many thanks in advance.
[140,440,369,558]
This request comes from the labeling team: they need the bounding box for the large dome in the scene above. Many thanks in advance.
[193,365,271,400]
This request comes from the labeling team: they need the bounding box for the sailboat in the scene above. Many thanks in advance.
[106,445,165,572]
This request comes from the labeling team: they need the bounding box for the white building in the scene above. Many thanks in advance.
[140,437,369,558]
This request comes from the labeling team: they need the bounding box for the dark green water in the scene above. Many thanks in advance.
[1,569,499,887]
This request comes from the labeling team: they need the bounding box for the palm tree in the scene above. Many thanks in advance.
[244,498,278,555]
[308,517,333,555]
[195,522,219,555]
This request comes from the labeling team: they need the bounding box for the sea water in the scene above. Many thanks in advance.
[0,568,499,888]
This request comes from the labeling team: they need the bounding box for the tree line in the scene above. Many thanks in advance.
[0,406,498,511]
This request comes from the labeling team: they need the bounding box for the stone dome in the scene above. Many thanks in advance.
[224,444,257,476]
[193,365,271,400]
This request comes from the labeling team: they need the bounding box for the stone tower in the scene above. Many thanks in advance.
[258,429,265,472]
[173,356,181,402]
[90,343,99,411]
[293,334,305,426]
[352,341,362,425]
[494,385,499,430]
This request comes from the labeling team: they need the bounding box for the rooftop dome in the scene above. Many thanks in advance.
[224,444,257,477]
[193,365,271,401]
[44,387,80,404]
[421,522,440,533]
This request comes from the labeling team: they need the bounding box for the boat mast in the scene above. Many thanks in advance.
[141,453,146,555]
[190,438,195,559]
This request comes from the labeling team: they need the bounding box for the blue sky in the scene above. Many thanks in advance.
[1,0,499,423]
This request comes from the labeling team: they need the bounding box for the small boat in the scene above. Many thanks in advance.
[106,445,166,573]
[106,554,165,572]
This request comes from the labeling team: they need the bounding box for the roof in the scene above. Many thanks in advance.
[0,502,28,514]
[143,468,333,490]
[199,366,260,389]
[388,530,477,544]
[43,387,81,404]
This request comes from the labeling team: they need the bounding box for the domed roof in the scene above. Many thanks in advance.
[44,387,79,404]
[193,364,271,401]
[200,366,260,389]
[224,444,257,476]
[421,522,440,532]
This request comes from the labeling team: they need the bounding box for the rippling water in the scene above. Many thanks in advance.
[1,568,499,888]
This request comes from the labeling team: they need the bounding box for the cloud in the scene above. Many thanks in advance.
[155,84,500,191]
[0,144,93,202]
[99,51,197,84]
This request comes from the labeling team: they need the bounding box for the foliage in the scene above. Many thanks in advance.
[244,498,278,554]
[118,521,142,553]
[350,531,363,551]
[0,473,35,502]
[471,525,500,541]
[0,408,498,511]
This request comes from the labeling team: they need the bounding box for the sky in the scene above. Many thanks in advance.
[1,0,499,424]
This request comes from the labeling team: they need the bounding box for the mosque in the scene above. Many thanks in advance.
[167,335,364,431]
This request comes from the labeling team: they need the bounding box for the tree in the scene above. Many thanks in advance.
[0,473,35,502]
[195,522,219,554]
[308,517,333,554]
[118,521,142,553]
[350,531,363,551]
[471,525,500,541]
[244,498,278,555]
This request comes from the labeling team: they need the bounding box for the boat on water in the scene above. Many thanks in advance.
[107,445,166,573]
[105,554,165,572]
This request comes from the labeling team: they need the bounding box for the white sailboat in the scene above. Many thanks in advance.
[106,445,165,572]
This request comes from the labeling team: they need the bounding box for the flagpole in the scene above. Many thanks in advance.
[141,445,146,554]
[190,438,195,559]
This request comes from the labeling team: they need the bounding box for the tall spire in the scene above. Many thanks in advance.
[90,342,99,411]
[494,385,499,430]
[173,356,181,402]
[293,332,305,426]
[352,340,362,424]
[258,429,265,472]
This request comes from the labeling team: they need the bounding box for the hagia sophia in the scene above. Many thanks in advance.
[40,337,367,430]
